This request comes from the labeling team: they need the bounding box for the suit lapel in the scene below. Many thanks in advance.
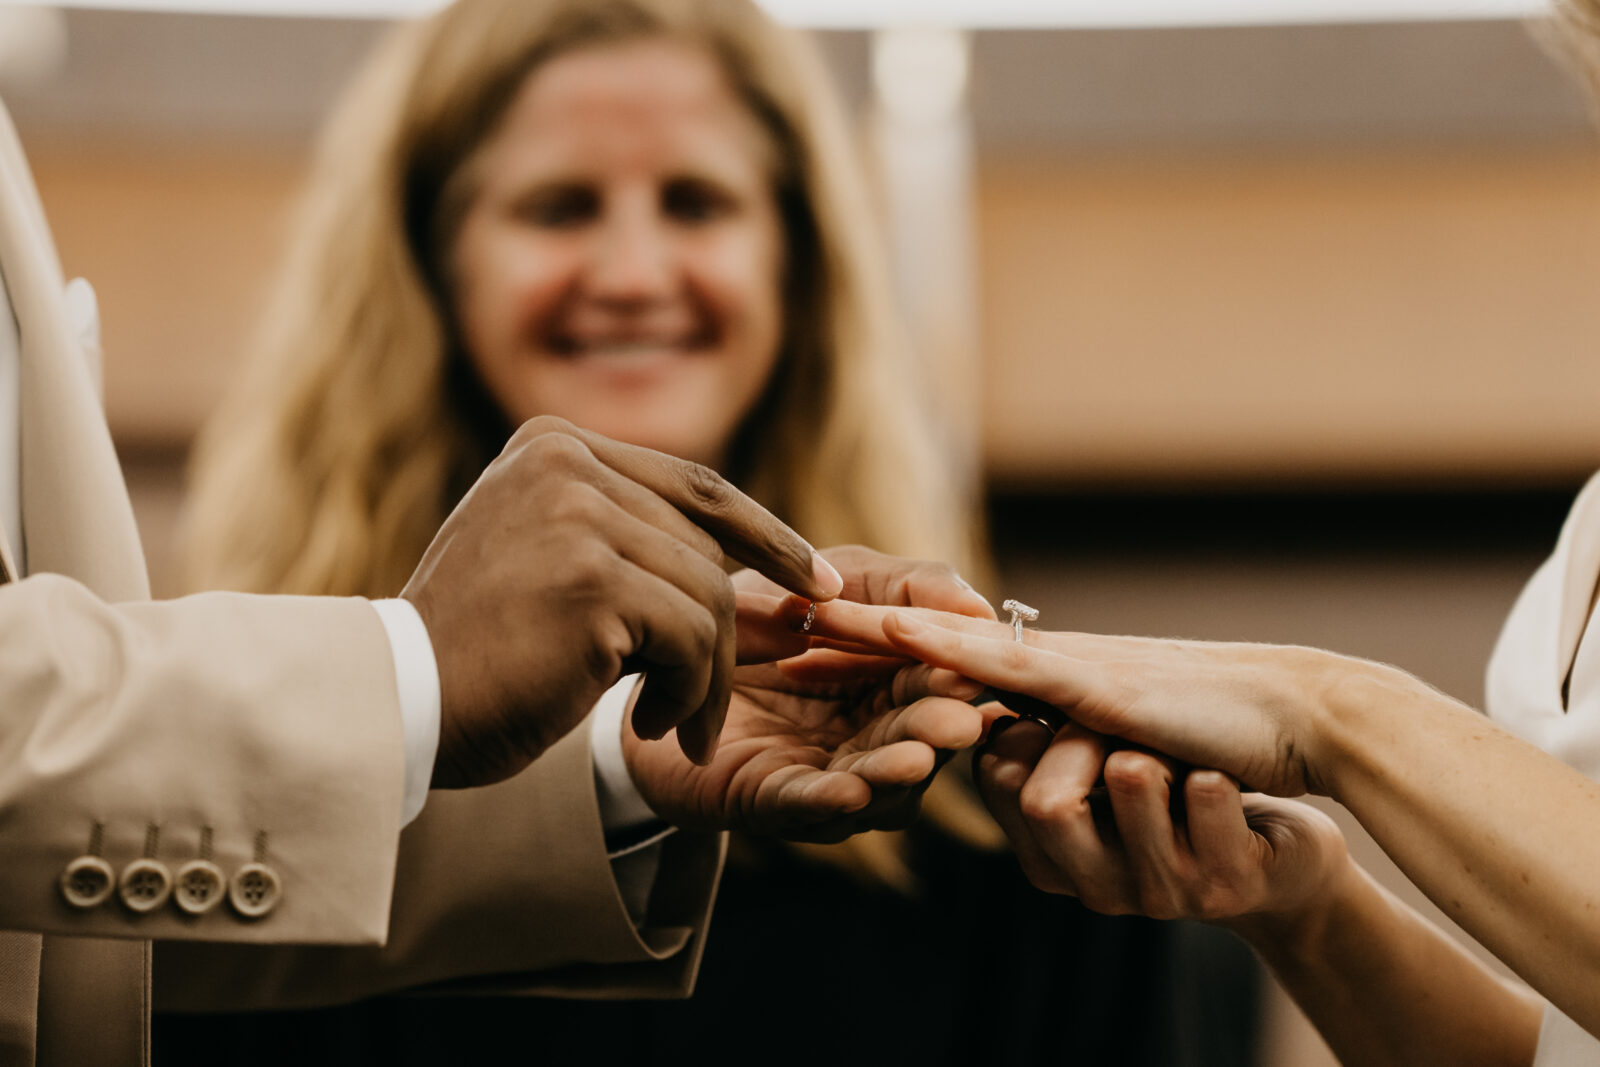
[0,101,147,602]
[0,97,151,1067]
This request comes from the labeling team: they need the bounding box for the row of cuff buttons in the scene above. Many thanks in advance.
[59,855,281,919]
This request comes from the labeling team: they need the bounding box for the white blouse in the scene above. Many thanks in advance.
[1485,471,1600,1064]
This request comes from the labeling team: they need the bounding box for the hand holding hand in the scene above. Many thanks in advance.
[975,716,1349,931]
[622,660,990,840]
[805,601,1362,797]
[623,546,1004,839]
[403,417,843,789]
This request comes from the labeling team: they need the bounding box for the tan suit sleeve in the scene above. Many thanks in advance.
[153,719,727,1010]
[0,573,406,946]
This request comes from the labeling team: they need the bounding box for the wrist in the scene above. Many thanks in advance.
[1312,654,1430,805]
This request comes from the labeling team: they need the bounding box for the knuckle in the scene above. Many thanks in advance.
[524,426,593,474]
[550,482,611,530]
[1018,778,1081,827]
[679,460,735,512]
[976,761,1024,810]
[1103,752,1155,793]
[562,538,618,589]
[685,605,719,659]
[580,615,628,678]
[515,414,577,443]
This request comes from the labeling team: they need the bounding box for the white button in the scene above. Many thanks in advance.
[228,863,280,919]
[172,859,226,916]
[59,856,115,909]
[118,859,173,913]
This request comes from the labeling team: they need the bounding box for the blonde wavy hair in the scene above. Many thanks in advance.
[184,0,994,886]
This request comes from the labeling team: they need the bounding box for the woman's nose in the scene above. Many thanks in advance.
[587,208,673,303]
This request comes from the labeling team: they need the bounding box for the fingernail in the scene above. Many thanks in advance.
[952,678,984,700]
[811,553,843,599]
[954,572,991,602]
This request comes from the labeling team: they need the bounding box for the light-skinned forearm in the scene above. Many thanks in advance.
[1312,657,1600,1038]
[1232,856,1541,1066]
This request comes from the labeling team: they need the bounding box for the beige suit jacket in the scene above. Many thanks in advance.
[0,98,722,1066]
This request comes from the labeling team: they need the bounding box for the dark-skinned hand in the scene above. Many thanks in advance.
[403,416,843,789]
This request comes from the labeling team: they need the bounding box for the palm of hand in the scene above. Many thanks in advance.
[625,662,970,842]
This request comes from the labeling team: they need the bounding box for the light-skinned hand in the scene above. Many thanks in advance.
[974,715,1349,931]
[802,599,1356,797]
[623,546,1006,839]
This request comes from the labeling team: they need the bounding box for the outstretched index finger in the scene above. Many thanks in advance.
[572,423,843,602]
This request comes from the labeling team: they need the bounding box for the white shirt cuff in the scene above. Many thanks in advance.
[590,674,663,835]
[369,598,441,827]
[589,675,675,926]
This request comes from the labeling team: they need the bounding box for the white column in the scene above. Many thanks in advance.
[869,25,982,501]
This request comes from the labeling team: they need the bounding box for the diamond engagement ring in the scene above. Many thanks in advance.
[994,598,1068,734]
[1002,599,1038,643]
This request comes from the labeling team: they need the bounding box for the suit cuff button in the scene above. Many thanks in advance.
[118,859,173,913]
[173,859,226,916]
[228,863,281,919]
[59,856,115,910]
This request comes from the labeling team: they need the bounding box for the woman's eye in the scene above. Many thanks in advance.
[663,179,734,223]
[514,186,597,228]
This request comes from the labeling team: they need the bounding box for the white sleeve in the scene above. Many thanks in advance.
[1534,1002,1600,1066]
[589,674,665,834]
[589,675,675,924]
[369,598,441,827]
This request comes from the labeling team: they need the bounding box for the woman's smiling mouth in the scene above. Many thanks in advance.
[546,331,715,361]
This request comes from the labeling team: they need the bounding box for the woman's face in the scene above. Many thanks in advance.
[448,39,785,470]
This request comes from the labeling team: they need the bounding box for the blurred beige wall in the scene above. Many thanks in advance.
[980,146,1600,487]
[28,144,305,448]
[30,139,1600,483]
[13,16,1600,487]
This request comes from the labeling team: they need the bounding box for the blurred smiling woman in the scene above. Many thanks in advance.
[185,0,961,602]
